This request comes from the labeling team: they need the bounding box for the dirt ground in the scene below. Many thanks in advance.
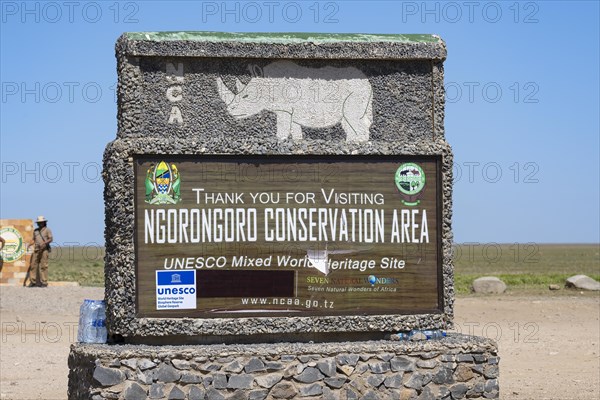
[0,286,598,400]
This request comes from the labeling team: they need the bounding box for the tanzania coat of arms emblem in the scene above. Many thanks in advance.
[145,161,181,204]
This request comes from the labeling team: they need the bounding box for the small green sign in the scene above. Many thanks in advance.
[395,163,426,206]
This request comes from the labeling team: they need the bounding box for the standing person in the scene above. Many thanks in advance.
[28,216,53,287]
[0,235,5,270]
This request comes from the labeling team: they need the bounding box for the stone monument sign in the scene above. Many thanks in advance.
[68,32,499,400]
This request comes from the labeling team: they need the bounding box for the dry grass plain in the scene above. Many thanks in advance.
[47,244,600,293]
[0,244,598,399]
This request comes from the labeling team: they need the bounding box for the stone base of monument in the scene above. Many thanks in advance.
[68,334,499,400]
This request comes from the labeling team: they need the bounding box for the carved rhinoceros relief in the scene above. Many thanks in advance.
[217,61,373,142]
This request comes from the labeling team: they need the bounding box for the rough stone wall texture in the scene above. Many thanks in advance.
[68,335,498,400]
[105,32,453,339]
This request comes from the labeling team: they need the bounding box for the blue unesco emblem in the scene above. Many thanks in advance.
[156,270,196,310]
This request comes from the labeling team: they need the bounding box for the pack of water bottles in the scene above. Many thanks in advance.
[392,329,447,341]
[77,299,107,343]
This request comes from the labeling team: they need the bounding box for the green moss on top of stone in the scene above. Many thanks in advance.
[124,31,441,44]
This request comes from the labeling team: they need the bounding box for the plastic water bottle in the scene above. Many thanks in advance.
[94,301,107,343]
[393,329,447,341]
[395,332,412,340]
[422,329,447,340]
[77,299,107,343]
[77,299,93,343]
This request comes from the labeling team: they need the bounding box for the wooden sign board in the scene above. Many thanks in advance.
[135,155,442,318]
[106,32,452,338]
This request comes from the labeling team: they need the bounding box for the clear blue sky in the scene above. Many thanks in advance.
[1,1,598,246]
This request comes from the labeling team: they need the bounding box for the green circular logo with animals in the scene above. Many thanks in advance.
[0,227,25,262]
[395,163,426,206]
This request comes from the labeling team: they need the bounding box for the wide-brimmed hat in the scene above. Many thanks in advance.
[36,216,48,223]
